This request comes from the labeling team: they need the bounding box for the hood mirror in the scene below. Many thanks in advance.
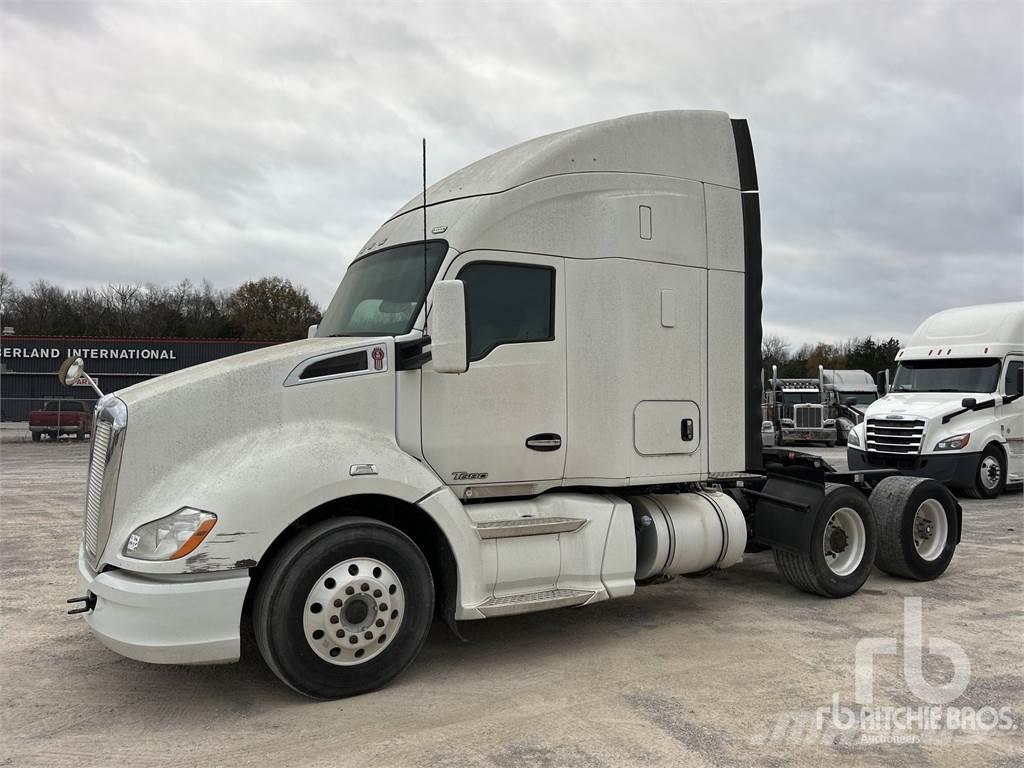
[58,356,84,386]
[961,397,977,410]
[58,356,103,397]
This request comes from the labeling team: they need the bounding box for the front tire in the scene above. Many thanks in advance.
[871,476,959,581]
[253,517,434,699]
[960,443,1006,500]
[774,483,877,598]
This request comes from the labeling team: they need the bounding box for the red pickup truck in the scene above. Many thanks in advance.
[28,400,93,441]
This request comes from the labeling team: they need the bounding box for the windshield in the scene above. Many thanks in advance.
[318,241,447,337]
[781,392,820,404]
[891,358,1001,394]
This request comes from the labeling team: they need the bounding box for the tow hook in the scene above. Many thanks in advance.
[67,593,96,615]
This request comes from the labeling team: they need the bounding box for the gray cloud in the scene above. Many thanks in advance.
[1,0,1021,346]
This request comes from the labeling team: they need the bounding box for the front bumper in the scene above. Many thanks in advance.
[30,425,81,434]
[847,447,979,487]
[77,547,249,665]
[781,428,836,443]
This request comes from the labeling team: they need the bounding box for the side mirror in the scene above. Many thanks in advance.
[307,324,319,339]
[430,280,468,374]
[1014,367,1024,398]
[875,369,888,397]
[58,356,85,386]
[961,397,977,410]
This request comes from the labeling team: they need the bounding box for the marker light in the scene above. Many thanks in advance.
[124,508,217,560]
[935,434,970,451]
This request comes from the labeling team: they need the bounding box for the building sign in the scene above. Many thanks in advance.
[1,346,177,361]
[0,336,278,377]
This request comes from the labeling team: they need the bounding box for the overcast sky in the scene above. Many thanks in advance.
[1,0,1021,347]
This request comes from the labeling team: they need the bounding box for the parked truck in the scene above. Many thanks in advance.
[67,111,962,700]
[821,369,877,445]
[848,302,1024,499]
[28,400,93,441]
[763,367,838,447]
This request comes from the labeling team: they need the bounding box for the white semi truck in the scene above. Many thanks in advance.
[848,302,1024,499]
[66,111,963,699]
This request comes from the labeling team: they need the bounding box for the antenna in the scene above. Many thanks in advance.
[422,137,428,332]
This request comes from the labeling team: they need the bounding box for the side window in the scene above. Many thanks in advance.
[1006,360,1023,397]
[458,262,555,361]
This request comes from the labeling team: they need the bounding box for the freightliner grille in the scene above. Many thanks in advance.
[793,405,823,429]
[866,417,925,454]
[83,420,111,557]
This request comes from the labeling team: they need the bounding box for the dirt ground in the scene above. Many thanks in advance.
[1,441,1021,768]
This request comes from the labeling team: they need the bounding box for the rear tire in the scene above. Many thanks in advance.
[959,443,1006,500]
[774,483,877,598]
[253,517,434,699]
[872,476,959,580]
[31,432,41,442]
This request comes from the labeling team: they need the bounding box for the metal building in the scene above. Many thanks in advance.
[0,336,280,422]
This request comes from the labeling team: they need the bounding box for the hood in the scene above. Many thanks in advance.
[865,391,978,421]
[114,336,384,409]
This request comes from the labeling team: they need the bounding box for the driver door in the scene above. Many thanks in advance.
[421,251,567,492]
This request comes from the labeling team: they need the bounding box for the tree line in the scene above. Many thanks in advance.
[0,272,322,341]
[761,333,901,379]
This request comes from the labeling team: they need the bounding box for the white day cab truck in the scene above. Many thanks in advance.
[66,112,964,699]
[848,302,1024,499]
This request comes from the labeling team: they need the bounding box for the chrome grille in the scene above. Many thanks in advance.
[83,421,111,556]
[793,404,823,429]
[80,396,126,566]
[866,417,925,454]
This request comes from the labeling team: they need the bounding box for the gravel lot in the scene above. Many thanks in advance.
[2,441,1021,768]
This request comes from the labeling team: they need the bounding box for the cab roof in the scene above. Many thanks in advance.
[389,110,743,222]
[899,302,1024,361]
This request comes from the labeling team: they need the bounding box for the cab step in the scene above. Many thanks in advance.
[474,517,586,539]
[477,588,595,617]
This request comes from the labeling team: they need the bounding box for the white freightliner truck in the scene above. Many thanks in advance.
[848,302,1024,499]
[66,112,964,699]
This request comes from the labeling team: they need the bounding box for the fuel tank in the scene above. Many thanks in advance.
[629,491,747,580]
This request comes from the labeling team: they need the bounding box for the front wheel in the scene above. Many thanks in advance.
[774,483,877,598]
[960,443,1006,500]
[253,517,434,699]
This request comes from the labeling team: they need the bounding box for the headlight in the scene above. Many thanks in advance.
[847,428,861,448]
[124,507,217,561]
[935,433,970,451]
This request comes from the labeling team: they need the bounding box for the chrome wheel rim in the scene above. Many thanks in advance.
[303,557,405,666]
[912,499,948,561]
[979,456,1002,491]
[823,507,866,576]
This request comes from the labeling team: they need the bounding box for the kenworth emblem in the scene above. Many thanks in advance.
[452,471,488,481]
[371,346,385,371]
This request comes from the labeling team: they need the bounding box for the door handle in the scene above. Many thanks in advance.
[681,419,694,441]
[526,433,562,452]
